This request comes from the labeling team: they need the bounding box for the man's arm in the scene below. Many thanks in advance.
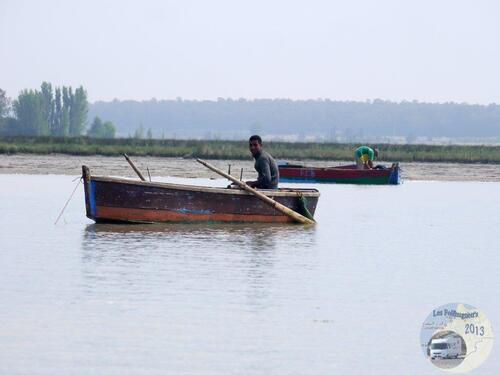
[367,148,375,169]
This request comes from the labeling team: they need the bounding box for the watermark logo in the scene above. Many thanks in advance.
[420,303,494,372]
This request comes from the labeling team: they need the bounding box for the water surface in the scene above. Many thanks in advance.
[0,175,498,374]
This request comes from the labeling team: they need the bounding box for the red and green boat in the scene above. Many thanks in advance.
[278,162,401,185]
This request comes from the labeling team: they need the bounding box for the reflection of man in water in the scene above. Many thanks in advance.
[355,146,379,169]
[246,135,279,189]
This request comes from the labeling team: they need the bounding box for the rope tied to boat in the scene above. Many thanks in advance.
[54,177,83,225]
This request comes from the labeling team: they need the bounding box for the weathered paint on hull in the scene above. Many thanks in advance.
[93,206,294,224]
[82,166,319,224]
[278,164,401,185]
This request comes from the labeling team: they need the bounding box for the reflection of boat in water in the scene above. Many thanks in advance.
[83,222,315,246]
[278,161,401,185]
[82,166,320,224]
[82,223,316,259]
[84,222,313,235]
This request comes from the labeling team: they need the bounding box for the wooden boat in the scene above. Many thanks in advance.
[82,166,320,224]
[278,162,401,185]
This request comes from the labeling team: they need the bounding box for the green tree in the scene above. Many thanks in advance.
[13,90,48,135]
[87,116,116,138]
[40,82,53,134]
[61,87,70,136]
[69,86,88,136]
[0,88,10,118]
[0,88,10,134]
[52,87,63,135]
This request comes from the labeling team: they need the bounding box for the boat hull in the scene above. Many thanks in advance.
[278,163,401,185]
[82,166,320,224]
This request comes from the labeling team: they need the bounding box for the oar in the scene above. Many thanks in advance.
[123,153,146,181]
[196,158,315,225]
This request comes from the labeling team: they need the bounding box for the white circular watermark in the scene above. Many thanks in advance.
[420,303,494,372]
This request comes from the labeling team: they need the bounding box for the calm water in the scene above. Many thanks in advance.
[0,175,498,374]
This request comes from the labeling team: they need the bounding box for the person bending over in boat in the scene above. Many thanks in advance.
[246,135,279,189]
[355,146,379,169]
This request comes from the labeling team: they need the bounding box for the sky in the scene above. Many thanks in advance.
[1,0,499,104]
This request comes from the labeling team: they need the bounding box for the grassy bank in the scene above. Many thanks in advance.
[1,136,500,163]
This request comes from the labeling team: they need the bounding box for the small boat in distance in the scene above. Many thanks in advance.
[278,161,401,185]
[82,166,320,224]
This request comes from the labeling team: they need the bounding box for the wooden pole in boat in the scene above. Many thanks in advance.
[196,158,315,225]
[123,153,147,181]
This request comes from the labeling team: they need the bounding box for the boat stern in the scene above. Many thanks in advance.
[82,166,97,221]
[388,163,401,185]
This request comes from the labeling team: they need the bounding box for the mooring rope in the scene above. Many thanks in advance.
[54,177,82,225]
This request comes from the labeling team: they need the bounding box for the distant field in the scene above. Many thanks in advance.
[1,136,500,163]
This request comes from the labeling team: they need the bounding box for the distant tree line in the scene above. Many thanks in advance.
[3,87,500,141]
[89,98,500,141]
[0,83,115,139]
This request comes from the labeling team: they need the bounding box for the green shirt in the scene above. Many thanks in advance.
[355,146,375,161]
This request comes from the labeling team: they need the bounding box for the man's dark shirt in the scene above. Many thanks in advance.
[253,150,279,189]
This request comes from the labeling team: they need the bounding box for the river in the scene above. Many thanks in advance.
[0,156,498,374]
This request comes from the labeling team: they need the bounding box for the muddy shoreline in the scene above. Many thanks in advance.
[1,153,500,181]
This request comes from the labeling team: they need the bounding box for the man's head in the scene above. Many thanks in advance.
[249,135,262,157]
[374,148,379,159]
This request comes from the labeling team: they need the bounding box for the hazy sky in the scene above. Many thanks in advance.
[1,0,499,103]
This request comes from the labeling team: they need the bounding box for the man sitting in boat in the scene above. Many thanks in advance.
[246,135,279,189]
[355,146,379,169]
